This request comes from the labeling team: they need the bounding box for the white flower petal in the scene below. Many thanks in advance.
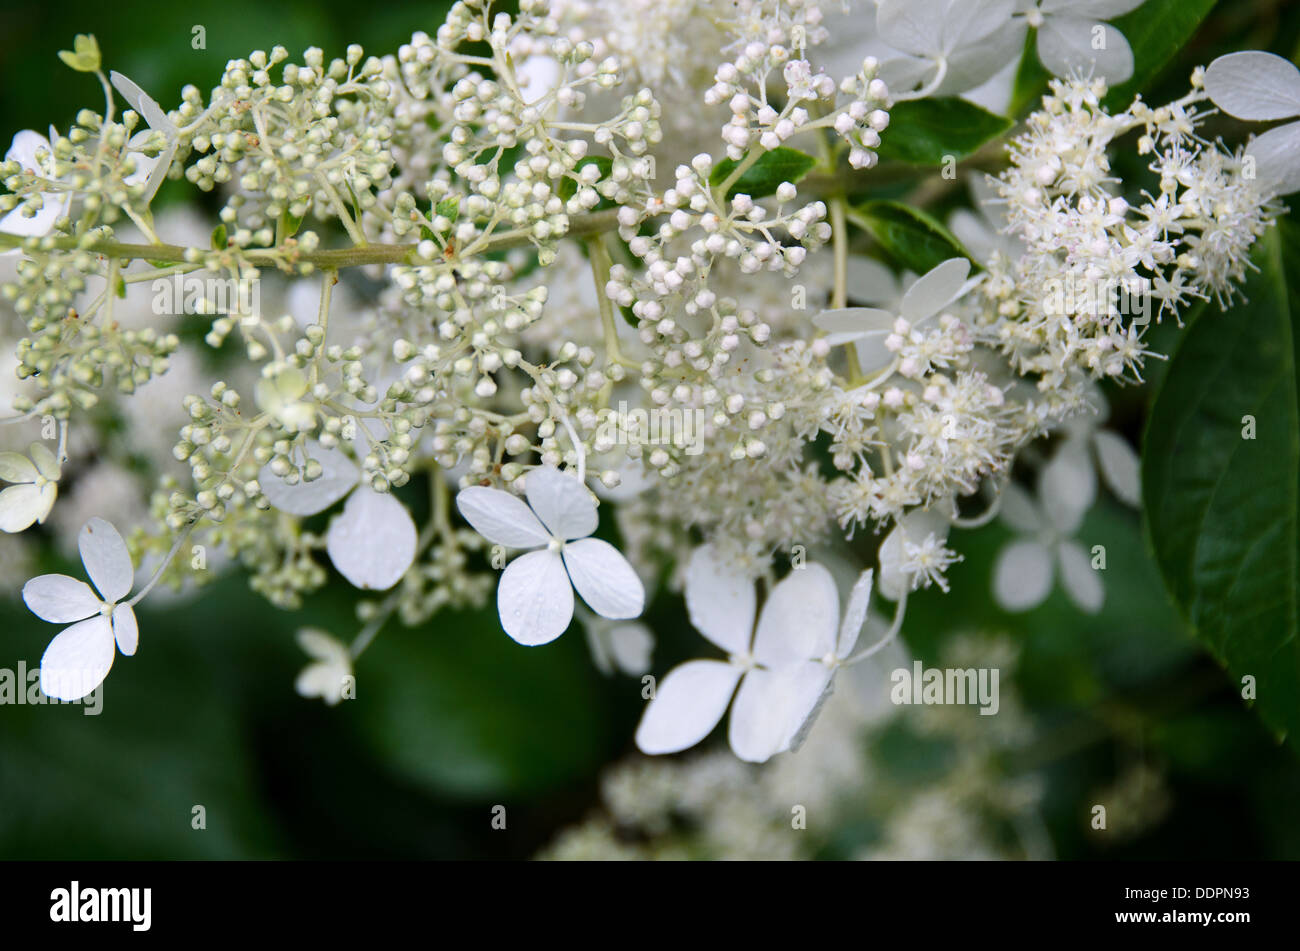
[33,482,56,525]
[1245,121,1300,196]
[607,622,654,676]
[40,616,115,702]
[326,488,417,591]
[0,451,37,483]
[22,574,101,622]
[999,481,1046,534]
[0,195,67,238]
[754,563,839,668]
[876,0,949,56]
[110,71,173,133]
[634,659,741,755]
[297,627,350,664]
[813,307,895,343]
[1204,51,1300,122]
[852,334,897,373]
[455,485,550,547]
[497,548,574,645]
[523,466,598,539]
[900,257,970,323]
[684,544,756,655]
[878,507,953,600]
[846,257,900,305]
[729,664,832,763]
[78,517,134,603]
[785,665,840,753]
[28,442,60,481]
[877,54,942,96]
[0,483,45,532]
[935,17,1026,96]
[993,539,1054,612]
[1043,0,1144,18]
[940,0,1016,51]
[1059,540,1104,613]
[1037,18,1133,85]
[838,569,874,658]
[563,537,645,620]
[112,603,139,656]
[1039,440,1096,534]
[5,130,49,170]
[258,443,359,516]
[1092,430,1141,507]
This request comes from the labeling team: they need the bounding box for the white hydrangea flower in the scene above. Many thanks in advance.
[815,257,974,373]
[992,443,1103,613]
[22,517,137,700]
[0,442,61,533]
[258,441,417,591]
[1019,0,1145,85]
[635,546,852,763]
[456,466,645,646]
[294,628,354,706]
[1204,51,1300,195]
[110,71,178,202]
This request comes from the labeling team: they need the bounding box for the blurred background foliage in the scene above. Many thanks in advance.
[1,0,1299,859]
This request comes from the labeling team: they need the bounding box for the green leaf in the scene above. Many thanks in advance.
[1103,0,1217,111]
[434,196,461,223]
[1143,220,1300,754]
[352,603,615,799]
[709,146,817,199]
[875,98,1012,166]
[852,199,972,274]
[1009,27,1051,117]
[211,223,228,250]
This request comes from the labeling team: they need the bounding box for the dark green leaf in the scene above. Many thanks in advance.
[876,98,1012,166]
[1104,0,1217,111]
[853,199,972,274]
[709,146,817,199]
[1010,27,1051,117]
[211,223,228,250]
[1143,220,1300,754]
[435,196,460,222]
[352,603,615,798]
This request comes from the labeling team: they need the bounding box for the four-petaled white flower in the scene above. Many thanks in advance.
[814,257,973,373]
[993,440,1104,613]
[294,628,354,706]
[110,71,179,203]
[259,440,417,591]
[456,466,645,646]
[1204,51,1300,196]
[0,442,61,533]
[22,517,138,700]
[635,546,862,763]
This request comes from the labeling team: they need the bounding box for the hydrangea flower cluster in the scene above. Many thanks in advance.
[0,2,1287,764]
